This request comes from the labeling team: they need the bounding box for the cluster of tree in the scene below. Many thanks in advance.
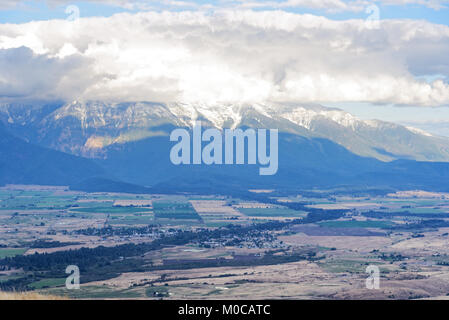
[378,253,406,262]
[150,249,320,271]
[74,225,160,237]
[363,210,449,219]
[301,209,347,223]
[21,240,81,248]
[388,219,449,231]
[0,204,346,291]
[228,191,349,219]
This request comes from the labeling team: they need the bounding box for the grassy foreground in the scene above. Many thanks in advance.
[0,291,67,300]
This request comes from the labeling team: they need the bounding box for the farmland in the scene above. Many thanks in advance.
[154,201,201,221]
[2,185,449,299]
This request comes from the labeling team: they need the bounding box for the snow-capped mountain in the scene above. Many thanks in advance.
[1,101,449,162]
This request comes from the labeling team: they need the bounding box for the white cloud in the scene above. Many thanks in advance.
[0,46,98,100]
[0,10,448,106]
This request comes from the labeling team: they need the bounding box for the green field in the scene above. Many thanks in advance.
[146,286,170,297]
[29,278,66,289]
[44,286,142,299]
[0,192,76,210]
[153,201,201,220]
[0,248,27,258]
[0,275,23,283]
[318,259,382,273]
[70,206,152,214]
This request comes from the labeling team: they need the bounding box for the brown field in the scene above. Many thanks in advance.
[0,291,67,300]
[190,200,246,222]
[4,187,449,299]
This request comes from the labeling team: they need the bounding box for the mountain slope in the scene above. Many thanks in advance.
[3,101,449,194]
[70,177,153,194]
[98,128,449,193]
[1,101,447,162]
[0,124,105,186]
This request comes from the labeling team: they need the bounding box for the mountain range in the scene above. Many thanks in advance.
[2,101,449,162]
[2,101,449,194]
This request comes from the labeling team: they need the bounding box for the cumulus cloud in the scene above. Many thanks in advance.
[0,46,99,100]
[0,10,448,106]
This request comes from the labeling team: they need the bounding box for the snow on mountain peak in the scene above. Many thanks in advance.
[45,100,423,137]
[0,100,447,163]
[406,126,433,137]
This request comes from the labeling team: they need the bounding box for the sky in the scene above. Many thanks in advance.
[0,1,448,25]
[0,1,449,134]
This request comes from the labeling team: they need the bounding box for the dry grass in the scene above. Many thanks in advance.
[0,291,67,300]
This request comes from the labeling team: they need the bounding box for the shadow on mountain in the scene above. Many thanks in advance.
[70,177,152,194]
[0,124,104,186]
[98,130,449,194]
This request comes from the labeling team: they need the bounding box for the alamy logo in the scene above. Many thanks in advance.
[65,265,80,290]
[366,265,380,290]
[170,121,278,175]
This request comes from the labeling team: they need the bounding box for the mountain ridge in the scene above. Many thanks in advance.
[3,113,449,193]
[1,101,447,163]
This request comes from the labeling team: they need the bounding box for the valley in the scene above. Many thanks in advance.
[1,1,449,305]
[2,185,449,299]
